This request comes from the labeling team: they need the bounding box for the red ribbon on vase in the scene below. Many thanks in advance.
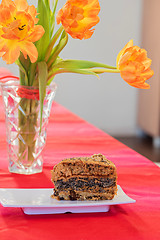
[0,75,19,83]
[0,75,39,100]
[16,86,40,100]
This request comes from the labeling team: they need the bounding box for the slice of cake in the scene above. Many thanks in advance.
[51,154,117,201]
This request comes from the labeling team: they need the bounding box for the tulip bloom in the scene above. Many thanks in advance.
[0,0,45,64]
[117,40,154,89]
[56,0,100,40]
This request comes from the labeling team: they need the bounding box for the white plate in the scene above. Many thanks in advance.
[0,185,135,215]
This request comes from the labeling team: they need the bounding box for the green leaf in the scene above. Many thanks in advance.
[47,68,99,84]
[45,26,63,62]
[19,52,31,71]
[48,31,68,68]
[50,0,58,35]
[36,0,51,61]
[16,58,30,86]
[54,60,117,70]
[52,0,58,15]
[38,61,48,131]
[44,0,50,8]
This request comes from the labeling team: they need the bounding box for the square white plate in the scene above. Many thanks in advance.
[0,185,135,215]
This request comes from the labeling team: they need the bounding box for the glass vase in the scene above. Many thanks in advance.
[1,80,57,174]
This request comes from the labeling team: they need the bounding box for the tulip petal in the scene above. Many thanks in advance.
[116,39,133,68]
[142,59,152,70]
[120,72,136,82]
[20,41,38,63]
[2,42,20,64]
[27,25,45,42]
[28,5,39,24]
[1,0,15,8]
[142,69,154,80]
[2,27,20,40]
[118,51,132,66]
[131,81,150,89]
[0,9,13,24]
[14,0,28,11]
[0,38,6,51]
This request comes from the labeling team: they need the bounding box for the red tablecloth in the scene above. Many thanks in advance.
[0,97,160,240]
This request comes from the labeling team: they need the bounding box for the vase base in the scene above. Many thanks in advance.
[8,158,43,175]
[8,166,42,175]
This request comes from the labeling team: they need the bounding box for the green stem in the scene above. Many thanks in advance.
[29,63,38,86]
[87,68,120,74]
[19,69,26,86]
[18,98,39,165]
[18,73,39,166]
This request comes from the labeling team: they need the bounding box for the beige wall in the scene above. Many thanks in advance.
[138,0,160,137]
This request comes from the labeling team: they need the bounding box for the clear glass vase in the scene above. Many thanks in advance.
[1,80,57,174]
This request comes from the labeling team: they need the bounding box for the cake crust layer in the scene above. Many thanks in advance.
[52,154,116,181]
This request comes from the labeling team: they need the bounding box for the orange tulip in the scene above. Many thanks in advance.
[0,0,44,64]
[56,0,100,40]
[117,40,154,89]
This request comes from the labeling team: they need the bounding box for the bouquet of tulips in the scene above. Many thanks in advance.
[0,0,154,167]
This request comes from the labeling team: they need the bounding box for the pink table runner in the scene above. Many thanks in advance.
[0,96,160,240]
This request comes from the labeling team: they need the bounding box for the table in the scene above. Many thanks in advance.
[0,97,160,240]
